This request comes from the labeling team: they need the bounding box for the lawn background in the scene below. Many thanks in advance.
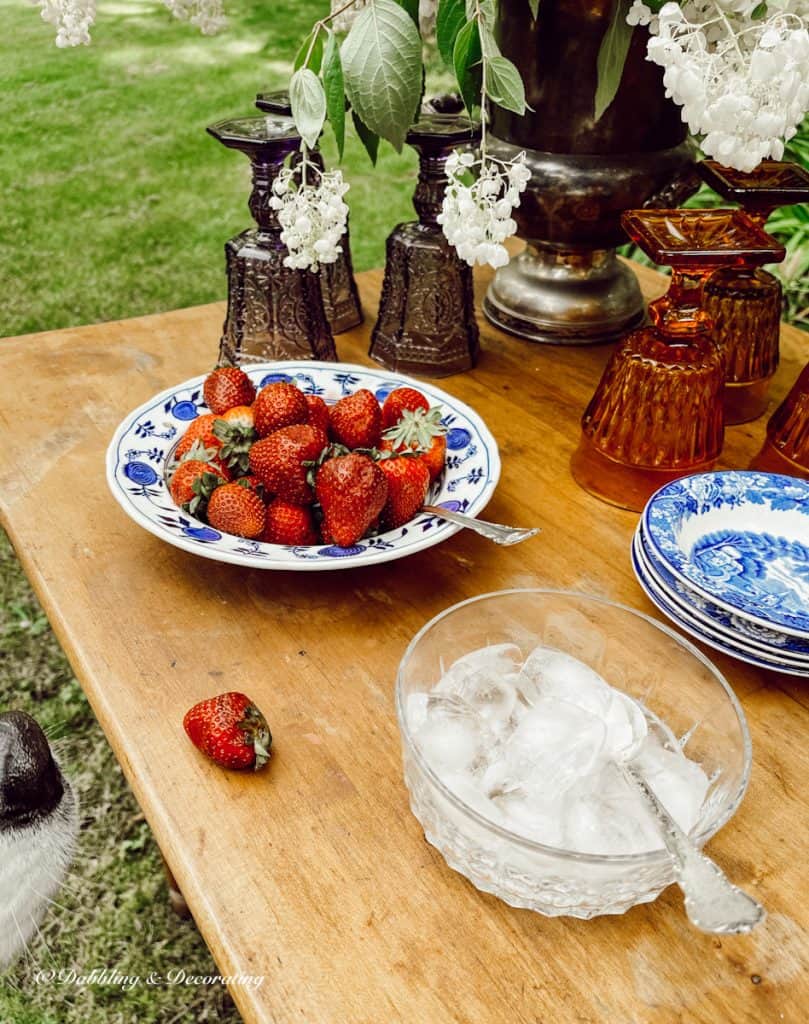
[0,2,806,1022]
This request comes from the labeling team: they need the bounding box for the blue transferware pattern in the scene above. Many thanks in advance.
[631,540,809,678]
[634,529,809,666]
[643,471,809,637]
[106,361,500,571]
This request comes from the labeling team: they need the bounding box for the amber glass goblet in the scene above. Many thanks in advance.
[368,111,481,377]
[571,209,782,511]
[751,361,809,479]
[698,161,802,423]
[255,91,363,335]
[207,115,336,366]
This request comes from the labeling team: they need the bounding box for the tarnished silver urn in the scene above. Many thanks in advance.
[484,0,699,344]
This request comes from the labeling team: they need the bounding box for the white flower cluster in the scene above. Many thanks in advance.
[270,165,350,271]
[162,0,226,36]
[632,0,809,172]
[438,150,531,269]
[31,0,96,47]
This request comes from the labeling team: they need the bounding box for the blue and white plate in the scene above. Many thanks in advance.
[643,471,809,639]
[631,536,809,677]
[106,361,500,571]
[633,529,809,669]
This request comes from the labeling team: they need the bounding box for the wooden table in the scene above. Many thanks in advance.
[1,263,807,1024]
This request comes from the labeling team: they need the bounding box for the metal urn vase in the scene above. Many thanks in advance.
[484,0,698,345]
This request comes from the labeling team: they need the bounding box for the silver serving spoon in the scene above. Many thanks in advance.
[422,505,540,546]
[620,761,766,934]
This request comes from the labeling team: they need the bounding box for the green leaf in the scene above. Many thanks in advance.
[322,30,346,160]
[485,55,527,115]
[453,18,482,115]
[528,0,540,18]
[436,0,466,68]
[751,1,768,17]
[341,0,423,152]
[479,22,500,59]
[594,0,634,122]
[352,109,380,165]
[466,0,495,18]
[294,26,324,73]
[395,0,421,28]
[290,68,327,149]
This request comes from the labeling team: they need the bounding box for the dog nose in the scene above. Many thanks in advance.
[0,711,64,824]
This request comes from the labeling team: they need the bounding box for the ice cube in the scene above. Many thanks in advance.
[436,643,523,697]
[562,772,660,855]
[413,693,494,775]
[442,770,505,825]
[636,743,710,833]
[520,647,612,718]
[453,670,519,733]
[495,697,608,796]
[493,790,566,847]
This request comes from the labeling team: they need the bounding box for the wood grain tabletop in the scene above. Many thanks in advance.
[0,261,807,1024]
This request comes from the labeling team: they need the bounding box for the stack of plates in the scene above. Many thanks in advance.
[632,470,809,677]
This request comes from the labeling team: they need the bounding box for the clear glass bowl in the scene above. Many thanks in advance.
[395,589,752,919]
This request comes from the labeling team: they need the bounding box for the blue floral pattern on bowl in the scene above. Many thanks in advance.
[631,536,809,678]
[643,471,809,638]
[106,361,501,571]
[634,528,809,665]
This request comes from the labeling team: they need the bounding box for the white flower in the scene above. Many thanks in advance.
[270,162,349,272]
[639,0,809,173]
[31,0,97,46]
[162,0,226,35]
[438,151,530,270]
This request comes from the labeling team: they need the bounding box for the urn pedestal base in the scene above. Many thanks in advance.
[483,244,644,345]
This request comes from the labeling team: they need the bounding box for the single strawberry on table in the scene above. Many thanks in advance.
[328,389,382,450]
[315,452,388,548]
[262,498,319,545]
[249,424,327,505]
[381,386,429,430]
[169,459,227,516]
[183,692,272,771]
[380,406,447,483]
[203,366,256,415]
[254,382,308,438]
[206,481,266,539]
[378,454,430,528]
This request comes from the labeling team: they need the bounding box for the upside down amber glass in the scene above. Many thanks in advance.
[751,361,809,479]
[571,209,783,511]
[699,161,801,423]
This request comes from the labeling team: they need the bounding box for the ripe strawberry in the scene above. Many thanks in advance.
[315,453,388,547]
[206,482,266,539]
[234,474,264,497]
[262,499,319,545]
[328,389,382,449]
[203,366,256,415]
[212,412,257,476]
[183,692,272,771]
[175,414,222,456]
[169,460,227,515]
[254,382,308,438]
[381,386,429,430]
[249,424,327,504]
[381,407,447,483]
[378,455,430,528]
[304,394,331,437]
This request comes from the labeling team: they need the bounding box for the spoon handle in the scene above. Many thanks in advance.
[421,506,540,546]
[621,761,765,934]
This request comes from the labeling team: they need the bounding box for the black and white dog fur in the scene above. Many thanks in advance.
[0,710,78,970]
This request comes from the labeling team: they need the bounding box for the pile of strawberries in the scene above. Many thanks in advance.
[167,367,447,548]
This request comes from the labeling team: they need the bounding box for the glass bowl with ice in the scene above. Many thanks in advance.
[396,589,752,919]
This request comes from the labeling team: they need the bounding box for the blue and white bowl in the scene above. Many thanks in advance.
[635,526,809,662]
[106,361,500,570]
[631,535,809,677]
[643,471,809,640]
